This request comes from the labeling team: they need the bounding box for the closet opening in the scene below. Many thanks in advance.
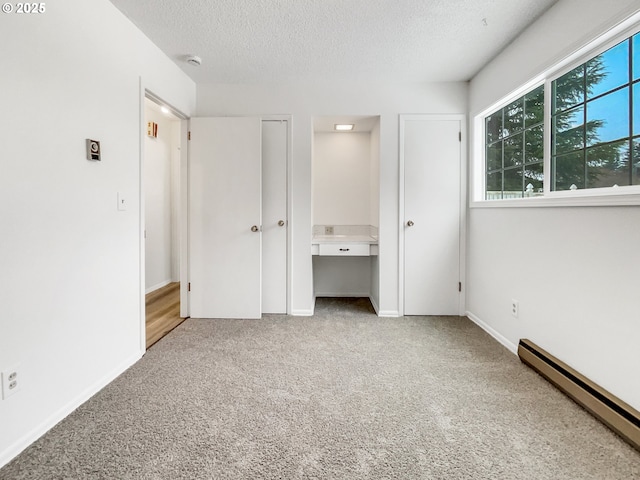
[311,115,381,313]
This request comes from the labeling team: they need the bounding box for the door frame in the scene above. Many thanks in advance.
[398,114,467,317]
[139,86,190,353]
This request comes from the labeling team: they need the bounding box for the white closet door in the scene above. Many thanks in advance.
[189,117,262,319]
[261,120,288,313]
[403,116,461,315]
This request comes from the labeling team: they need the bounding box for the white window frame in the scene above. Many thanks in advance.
[471,11,640,208]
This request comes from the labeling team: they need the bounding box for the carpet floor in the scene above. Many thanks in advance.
[1,298,639,479]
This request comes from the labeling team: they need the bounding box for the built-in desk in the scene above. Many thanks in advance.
[311,225,379,302]
[311,227,378,256]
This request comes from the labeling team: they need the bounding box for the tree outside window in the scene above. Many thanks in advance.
[485,85,544,199]
[484,30,640,199]
[552,35,640,190]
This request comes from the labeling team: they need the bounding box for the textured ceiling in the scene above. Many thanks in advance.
[109,0,559,84]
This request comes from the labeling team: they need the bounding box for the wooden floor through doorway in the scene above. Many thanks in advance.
[146,282,184,349]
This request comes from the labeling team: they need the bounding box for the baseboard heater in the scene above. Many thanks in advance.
[518,339,640,451]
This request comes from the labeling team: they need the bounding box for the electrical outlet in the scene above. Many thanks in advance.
[1,365,21,399]
[511,299,519,318]
[325,226,334,235]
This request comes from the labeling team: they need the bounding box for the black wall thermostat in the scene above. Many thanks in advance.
[86,139,101,161]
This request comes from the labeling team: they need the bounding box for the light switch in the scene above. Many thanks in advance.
[117,192,127,211]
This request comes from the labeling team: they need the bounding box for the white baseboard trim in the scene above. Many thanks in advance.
[0,351,142,469]
[377,310,401,317]
[145,279,172,295]
[314,292,370,297]
[369,295,379,315]
[291,309,314,316]
[465,311,518,355]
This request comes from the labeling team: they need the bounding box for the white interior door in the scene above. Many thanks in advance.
[261,120,288,314]
[403,116,461,315]
[189,117,262,319]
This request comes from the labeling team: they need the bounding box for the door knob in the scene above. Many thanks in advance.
[407,220,414,227]
[278,220,285,227]
[251,225,260,232]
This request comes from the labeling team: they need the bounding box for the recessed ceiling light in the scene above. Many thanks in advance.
[335,124,354,131]
[160,106,170,115]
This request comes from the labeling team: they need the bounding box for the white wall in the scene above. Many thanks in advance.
[197,81,467,315]
[0,0,195,467]
[170,121,182,283]
[370,121,381,309]
[370,121,381,229]
[467,0,640,410]
[144,104,180,292]
[313,132,372,226]
[313,257,372,298]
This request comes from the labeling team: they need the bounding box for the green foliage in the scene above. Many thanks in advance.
[485,39,636,197]
[552,52,632,190]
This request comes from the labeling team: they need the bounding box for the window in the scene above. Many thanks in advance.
[485,85,544,199]
[481,23,640,202]
[552,34,640,190]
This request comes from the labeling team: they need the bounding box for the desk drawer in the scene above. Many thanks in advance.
[318,244,370,256]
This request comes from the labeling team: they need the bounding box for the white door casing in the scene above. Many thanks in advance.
[401,115,462,316]
[189,117,262,319]
[261,120,288,314]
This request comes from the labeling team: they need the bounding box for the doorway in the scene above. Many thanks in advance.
[143,94,187,347]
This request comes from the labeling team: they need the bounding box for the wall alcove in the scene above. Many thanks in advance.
[311,115,381,312]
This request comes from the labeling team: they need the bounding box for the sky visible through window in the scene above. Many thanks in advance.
[585,38,632,147]
[551,32,640,190]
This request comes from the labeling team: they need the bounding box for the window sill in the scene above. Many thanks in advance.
[470,190,640,208]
